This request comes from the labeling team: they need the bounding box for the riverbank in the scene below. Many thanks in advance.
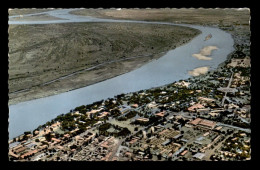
[8,9,55,16]
[69,8,250,78]
[9,22,200,105]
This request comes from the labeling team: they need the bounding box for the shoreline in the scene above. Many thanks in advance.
[9,29,201,106]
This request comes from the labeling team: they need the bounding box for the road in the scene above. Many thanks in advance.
[107,139,123,161]
[216,122,251,133]
[221,70,234,106]
[203,134,232,160]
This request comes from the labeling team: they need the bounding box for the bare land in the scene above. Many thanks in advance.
[8,9,55,16]
[9,14,66,21]
[8,22,200,105]
[70,8,250,26]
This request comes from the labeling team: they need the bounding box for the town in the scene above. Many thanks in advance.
[8,33,251,161]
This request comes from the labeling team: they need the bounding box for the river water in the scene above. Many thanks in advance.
[8,9,234,139]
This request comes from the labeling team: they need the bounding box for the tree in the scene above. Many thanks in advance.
[24,131,31,135]
[157,154,162,160]
[45,133,52,142]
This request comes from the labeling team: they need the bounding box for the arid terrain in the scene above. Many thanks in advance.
[9,8,250,105]
[9,9,55,16]
[8,21,200,105]
[70,8,250,26]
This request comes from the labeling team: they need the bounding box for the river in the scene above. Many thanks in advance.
[8,9,234,139]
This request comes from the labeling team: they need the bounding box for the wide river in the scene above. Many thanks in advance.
[8,9,234,139]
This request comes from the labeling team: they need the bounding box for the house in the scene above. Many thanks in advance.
[215,126,223,131]
[155,111,165,117]
[20,149,38,159]
[64,134,70,138]
[9,151,19,159]
[86,109,102,118]
[14,146,26,154]
[180,150,188,156]
[197,108,211,114]
[136,118,149,122]
[98,112,110,118]
[209,112,219,117]
[203,132,210,136]
[174,81,190,88]
[198,97,216,104]
[188,103,205,112]
[131,104,139,108]
[147,101,157,108]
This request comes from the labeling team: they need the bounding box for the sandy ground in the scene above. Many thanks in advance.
[192,46,218,60]
[188,66,209,76]
[8,22,200,105]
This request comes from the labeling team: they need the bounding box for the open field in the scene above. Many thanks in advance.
[8,22,200,105]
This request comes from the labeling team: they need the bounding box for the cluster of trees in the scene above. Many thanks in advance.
[103,98,120,110]
[98,122,131,137]
[110,109,121,117]
[99,123,111,132]
[131,115,161,126]
[232,121,250,129]
[234,67,250,77]
[117,110,138,121]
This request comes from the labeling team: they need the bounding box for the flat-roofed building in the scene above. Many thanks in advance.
[131,104,139,108]
[197,119,216,130]
[20,149,38,159]
[136,118,149,122]
[9,151,19,159]
[193,152,205,160]
[180,150,188,156]
[155,111,165,117]
[189,118,203,126]
[189,118,216,130]
[188,103,205,112]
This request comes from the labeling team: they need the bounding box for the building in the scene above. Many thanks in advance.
[189,118,203,126]
[136,118,149,122]
[188,103,205,112]
[193,152,205,160]
[131,104,139,108]
[155,111,165,117]
[180,150,188,156]
[20,149,38,159]
[188,118,216,130]
[197,119,216,130]
[98,112,110,118]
